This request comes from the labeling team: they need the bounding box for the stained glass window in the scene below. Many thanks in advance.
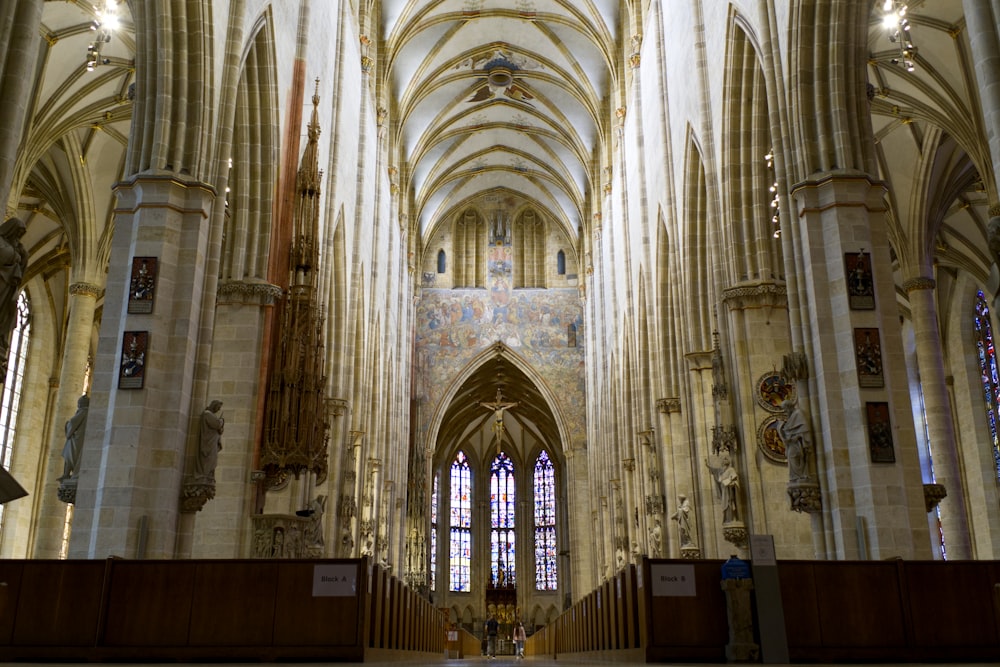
[975,290,1000,480]
[490,451,516,586]
[533,449,557,589]
[449,451,472,591]
[0,292,30,531]
[430,472,439,590]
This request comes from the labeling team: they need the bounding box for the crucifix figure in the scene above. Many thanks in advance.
[480,388,519,452]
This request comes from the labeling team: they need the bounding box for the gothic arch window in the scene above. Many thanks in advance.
[490,451,516,586]
[533,449,558,590]
[453,209,485,287]
[514,209,545,288]
[557,250,566,275]
[0,292,30,529]
[430,472,439,591]
[437,249,446,274]
[449,451,472,591]
[974,290,1000,479]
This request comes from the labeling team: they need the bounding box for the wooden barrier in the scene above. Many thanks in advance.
[5,556,1000,662]
[0,557,444,662]
[526,558,1000,663]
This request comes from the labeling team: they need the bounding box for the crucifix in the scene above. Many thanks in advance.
[479,388,519,453]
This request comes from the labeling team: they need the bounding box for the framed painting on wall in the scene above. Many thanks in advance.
[127,257,157,314]
[845,251,875,310]
[119,331,147,389]
[866,402,895,463]
[854,327,884,388]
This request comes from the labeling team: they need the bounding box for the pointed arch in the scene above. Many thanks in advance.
[329,210,348,390]
[682,130,713,350]
[425,344,574,460]
[513,206,545,288]
[655,212,680,396]
[222,10,279,283]
[721,19,784,283]
[452,207,486,287]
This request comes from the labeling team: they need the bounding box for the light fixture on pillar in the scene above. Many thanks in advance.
[765,150,780,239]
[85,1,119,71]
[882,0,916,72]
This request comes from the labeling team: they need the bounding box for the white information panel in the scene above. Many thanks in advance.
[650,563,696,597]
[312,563,358,597]
[749,534,777,566]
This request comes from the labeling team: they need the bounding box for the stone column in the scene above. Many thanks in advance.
[0,0,42,212]
[790,173,930,559]
[598,495,610,581]
[903,276,972,558]
[568,446,588,612]
[69,175,215,559]
[33,282,100,557]
[360,456,381,557]
[962,0,1000,199]
[622,457,639,562]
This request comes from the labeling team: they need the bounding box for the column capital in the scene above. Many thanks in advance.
[657,397,681,413]
[69,282,102,298]
[790,171,887,215]
[721,280,787,310]
[903,276,936,293]
[329,398,349,417]
[217,280,281,306]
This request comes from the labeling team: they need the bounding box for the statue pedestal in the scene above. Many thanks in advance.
[787,481,821,513]
[721,578,759,662]
[57,477,78,505]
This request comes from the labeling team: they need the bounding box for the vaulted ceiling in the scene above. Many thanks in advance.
[13,1,995,323]
[866,0,994,282]
[381,0,619,248]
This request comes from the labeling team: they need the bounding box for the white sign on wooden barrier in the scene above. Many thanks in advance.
[650,563,696,597]
[312,564,358,596]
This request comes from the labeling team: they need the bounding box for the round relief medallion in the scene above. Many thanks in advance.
[755,372,795,412]
[757,415,787,463]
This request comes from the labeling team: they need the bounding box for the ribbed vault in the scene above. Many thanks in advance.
[435,352,560,457]
[383,0,618,251]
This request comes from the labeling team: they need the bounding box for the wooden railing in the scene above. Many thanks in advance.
[0,557,444,662]
[526,558,1000,663]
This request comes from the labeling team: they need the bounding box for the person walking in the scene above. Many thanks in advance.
[485,614,499,659]
[512,621,526,659]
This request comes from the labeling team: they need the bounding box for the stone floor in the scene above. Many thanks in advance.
[8,661,996,667]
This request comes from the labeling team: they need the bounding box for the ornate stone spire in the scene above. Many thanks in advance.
[260,82,330,482]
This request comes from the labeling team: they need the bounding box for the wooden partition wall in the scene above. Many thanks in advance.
[0,557,444,662]
[525,558,1000,663]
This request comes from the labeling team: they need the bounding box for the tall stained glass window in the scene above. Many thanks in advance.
[533,449,557,590]
[430,472,439,590]
[0,292,30,530]
[490,452,516,586]
[975,290,1000,480]
[449,451,472,591]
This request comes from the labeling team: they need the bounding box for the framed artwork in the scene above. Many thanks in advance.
[755,371,795,412]
[866,402,895,463]
[119,331,147,389]
[756,415,787,463]
[854,327,884,388]
[845,251,875,310]
[127,257,157,314]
